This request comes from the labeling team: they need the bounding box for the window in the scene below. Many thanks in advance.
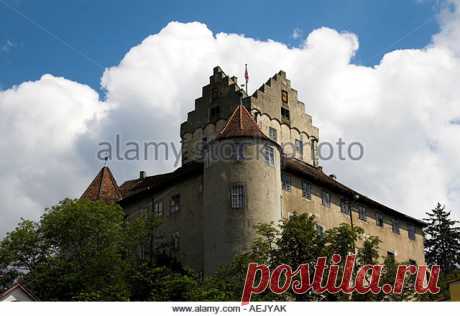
[231,184,245,209]
[263,145,275,166]
[302,181,312,199]
[376,213,384,227]
[153,200,163,217]
[169,194,181,214]
[287,211,294,219]
[392,219,400,234]
[211,87,219,100]
[209,106,220,121]
[358,206,367,221]
[281,90,289,104]
[282,173,291,191]
[322,191,331,208]
[281,107,290,123]
[295,139,304,156]
[387,250,395,259]
[269,127,278,142]
[409,259,417,266]
[315,224,325,237]
[340,199,350,215]
[232,143,245,161]
[200,137,208,158]
[408,225,416,240]
[172,232,180,251]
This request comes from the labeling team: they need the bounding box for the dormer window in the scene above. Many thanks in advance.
[209,106,220,121]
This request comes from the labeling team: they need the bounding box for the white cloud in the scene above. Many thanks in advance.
[0,75,105,235]
[2,2,460,236]
[292,28,303,39]
[433,0,460,55]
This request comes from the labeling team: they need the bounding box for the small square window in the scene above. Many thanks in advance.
[169,194,181,214]
[263,145,275,166]
[358,206,367,221]
[387,251,395,259]
[282,173,291,192]
[340,199,350,215]
[302,181,311,199]
[269,127,278,142]
[392,219,400,234]
[231,184,245,209]
[376,213,384,227]
[408,225,416,240]
[322,191,331,208]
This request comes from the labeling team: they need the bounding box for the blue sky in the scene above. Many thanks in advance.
[1,0,441,92]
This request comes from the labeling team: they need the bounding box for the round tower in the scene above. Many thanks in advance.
[203,105,282,274]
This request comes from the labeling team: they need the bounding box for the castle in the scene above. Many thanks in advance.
[81,66,426,274]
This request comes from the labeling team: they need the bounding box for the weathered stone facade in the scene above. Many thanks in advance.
[84,66,426,274]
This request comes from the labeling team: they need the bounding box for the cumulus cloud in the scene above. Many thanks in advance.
[1,1,460,236]
[0,75,105,235]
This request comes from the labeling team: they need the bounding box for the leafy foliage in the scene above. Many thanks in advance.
[1,201,456,301]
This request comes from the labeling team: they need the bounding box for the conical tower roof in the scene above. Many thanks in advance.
[216,105,270,141]
[80,166,122,204]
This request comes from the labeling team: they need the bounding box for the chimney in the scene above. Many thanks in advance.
[139,171,146,179]
[231,76,238,84]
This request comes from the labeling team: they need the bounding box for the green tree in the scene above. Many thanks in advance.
[193,214,384,302]
[0,199,129,300]
[423,203,460,273]
[0,219,45,293]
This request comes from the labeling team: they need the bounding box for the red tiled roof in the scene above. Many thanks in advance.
[80,166,122,204]
[216,105,270,141]
[284,158,426,227]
